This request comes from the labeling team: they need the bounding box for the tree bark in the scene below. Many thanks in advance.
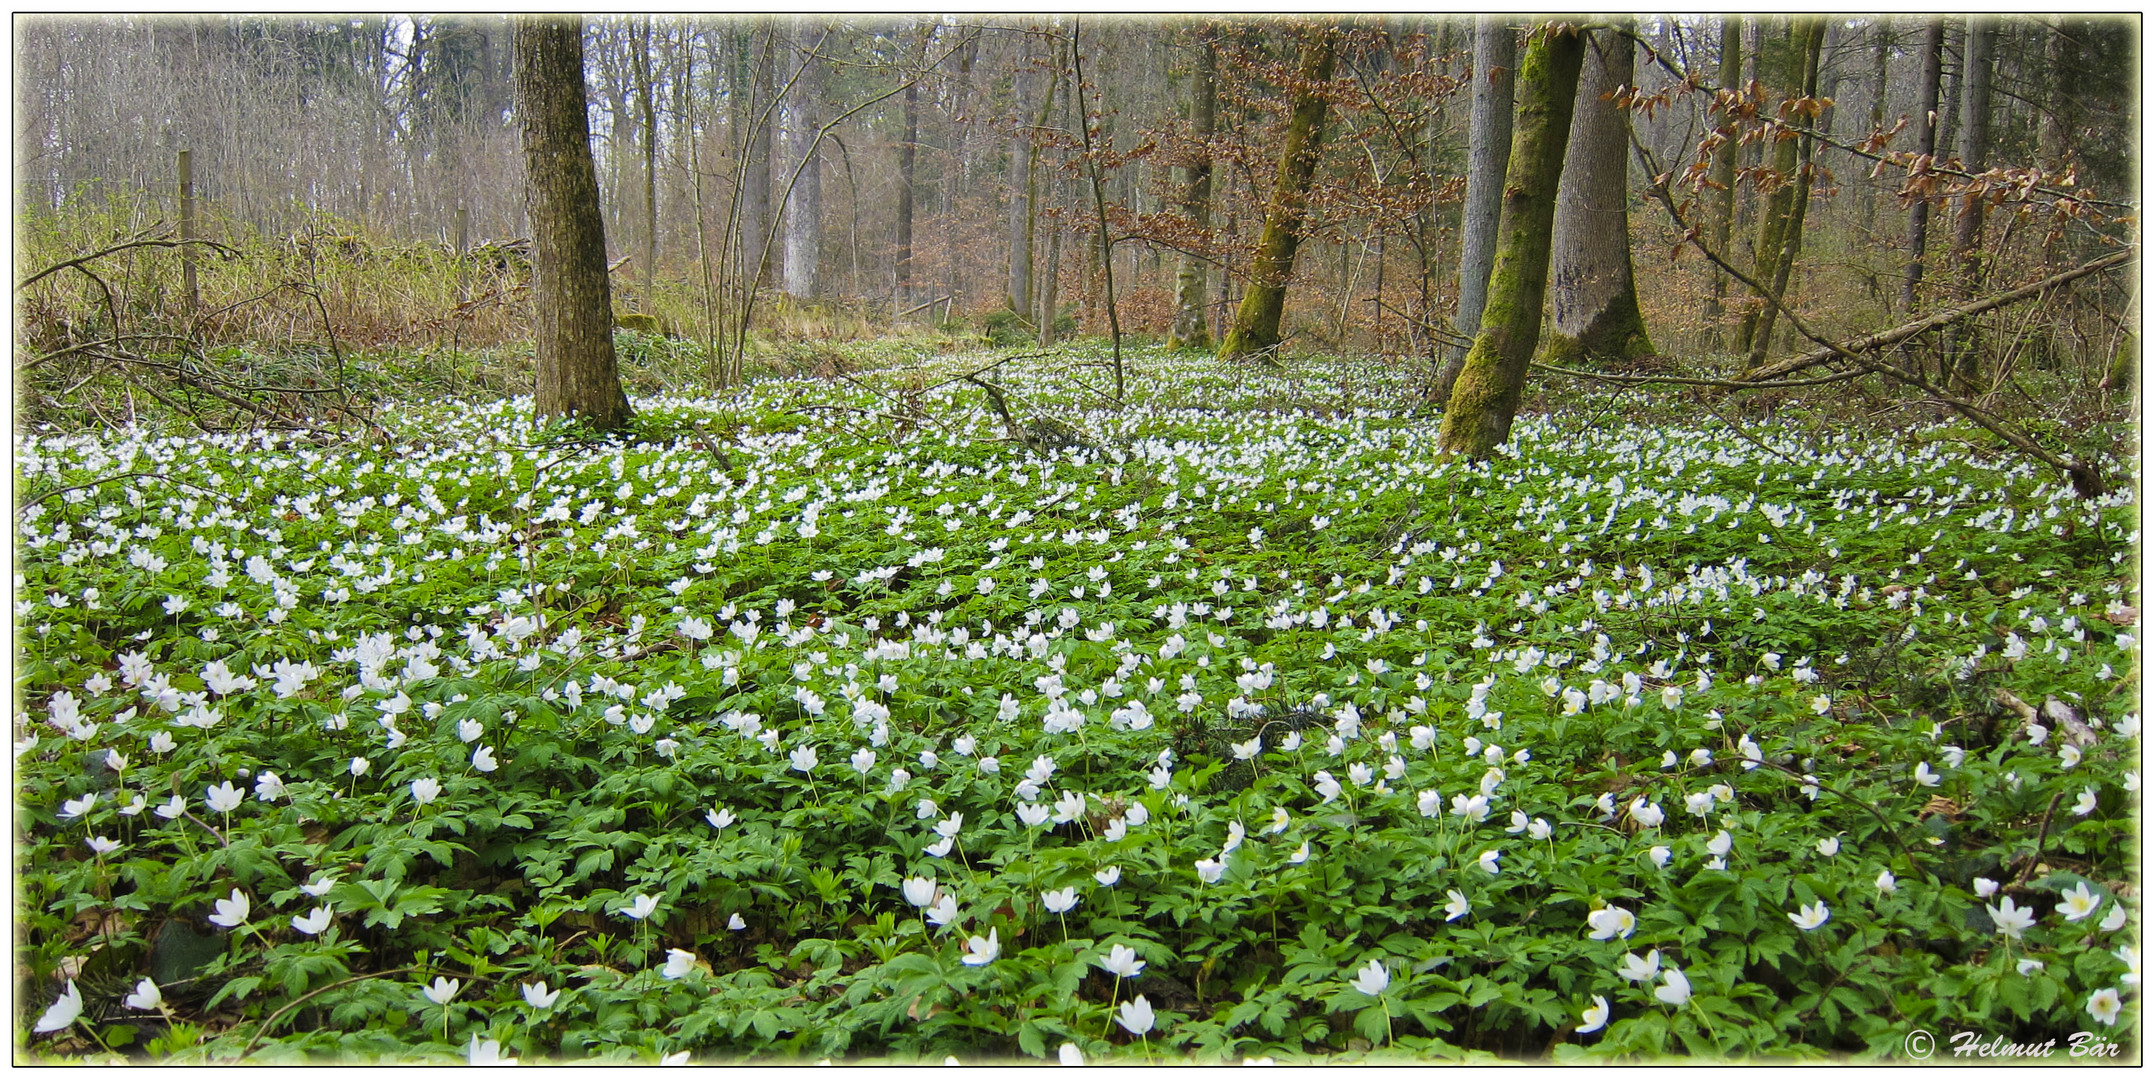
[1946,17,1997,391]
[1734,18,1764,243]
[1432,16,1515,402]
[742,24,776,288]
[631,16,659,301]
[1436,23,1587,458]
[1037,218,1061,346]
[1006,55,1043,318]
[1540,24,1653,369]
[2036,17,2073,173]
[1701,15,1742,349]
[1858,19,1890,235]
[1166,23,1217,351]
[1218,24,1339,362]
[515,15,632,431]
[1736,17,1824,372]
[781,17,823,299]
[895,26,924,317]
[1071,18,1124,395]
[1899,18,1945,313]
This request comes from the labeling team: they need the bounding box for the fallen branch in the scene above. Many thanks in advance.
[18,232,238,292]
[921,352,1054,393]
[1846,349,2109,497]
[1739,250,2135,384]
[964,374,1026,444]
[1629,131,2127,498]
[240,965,421,1059]
[1531,360,1868,391]
[15,469,235,519]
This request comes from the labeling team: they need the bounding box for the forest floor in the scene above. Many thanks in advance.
[12,343,2142,1063]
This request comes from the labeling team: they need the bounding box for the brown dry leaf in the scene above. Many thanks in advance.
[65,908,129,944]
[1921,795,1962,819]
[2101,605,2138,626]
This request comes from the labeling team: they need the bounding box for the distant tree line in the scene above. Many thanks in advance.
[16,16,2135,378]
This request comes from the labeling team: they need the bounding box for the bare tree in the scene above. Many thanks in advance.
[515,15,632,431]
[1432,16,1514,402]
[1165,22,1217,351]
[1540,24,1654,369]
[780,18,824,299]
[1735,17,1825,373]
[1701,15,1742,347]
[1218,24,1340,362]
[1436,22,1585,457]
[894,23,929,317]
[1899,18,1946,314]
[1005,35,1050,320]
[1945,17,1998,391]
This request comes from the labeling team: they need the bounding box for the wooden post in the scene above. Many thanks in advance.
[178,149,199,314]
[455,201,471,304]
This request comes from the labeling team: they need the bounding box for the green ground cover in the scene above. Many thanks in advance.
[13,346,2140,1062]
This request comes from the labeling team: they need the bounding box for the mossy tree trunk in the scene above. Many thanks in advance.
[1435,23,1586,458]
[516,15,632,432]
[1539,24,1653,371]
[1735,17,1824,373]
[1432,16,1516,404]
[1218,25,1338,362]
[1166,23,1217,351]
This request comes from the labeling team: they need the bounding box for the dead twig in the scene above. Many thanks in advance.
[17,232,238,292]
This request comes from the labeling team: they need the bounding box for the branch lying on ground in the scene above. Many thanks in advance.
[1628,132,2132,498]
[1738,251,2134,383]
[1530,360,1869,391]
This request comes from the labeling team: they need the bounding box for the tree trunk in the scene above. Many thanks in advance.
[1540,24,1654,369]
[632,16,659,302]
[1946,17,1997,392]
[1702,15,1742,349]
[1736,17,1825,372]
[1006,58,1042,317]
[743,24,776,288]
[1036,219,1061,346]
[1432,16,1515,402]
[895,27,922,317]
[1071,18,1124,395]
[1934,21,1961,164]
[2037,17,2073,173]
[1734,18,1764,244]
[516,15,632,431]
[1435,23,1586,457]
[1858,19,1890,235]
[1899,18,1945,313]
[1218,25,1339,362]
[781,18,822,299]
[1166,23,1217,351]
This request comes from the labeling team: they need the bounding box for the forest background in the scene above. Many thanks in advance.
[14,14,2138,424]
